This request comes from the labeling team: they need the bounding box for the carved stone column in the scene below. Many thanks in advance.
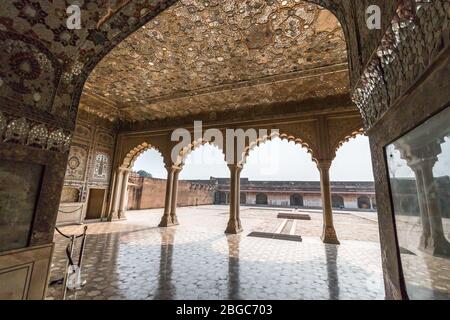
[418,157,450,257]
[225,164,243,234]
[400,141,450,257]
[409,163,432,251]
[318,160,340,245]
[109,168,124,221]
[170,167,181,225]
[159,166,176,227]
[118,169,130,220]
[235,166,242,231]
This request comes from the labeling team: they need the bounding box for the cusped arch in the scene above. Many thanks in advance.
[332,127,365,159]
[121,141,165,169]
[174,137,226,168]
[357,195,371,209]
[332,194,345,208]
[256,193,268,205]
[239,131,318,167]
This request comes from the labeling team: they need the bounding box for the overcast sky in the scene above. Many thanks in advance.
[133,135,375,181]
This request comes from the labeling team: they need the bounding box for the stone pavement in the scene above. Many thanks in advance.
[47,206,384,300]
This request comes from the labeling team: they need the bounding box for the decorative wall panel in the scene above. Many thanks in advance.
[0,111,71,153]
[92,152,110,181]
[57,112,117,225]
[65,145,88,181]
[0,31,61,114]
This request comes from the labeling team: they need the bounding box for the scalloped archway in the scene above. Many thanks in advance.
[174,138,226,168]
[121,142,165,169]
[239,130,317,167]
[333,127,365,158]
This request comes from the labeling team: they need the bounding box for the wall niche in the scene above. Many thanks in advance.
[60,187,80,203]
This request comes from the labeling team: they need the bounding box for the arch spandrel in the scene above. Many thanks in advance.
[326,115,365,160]
[276,121,320,157]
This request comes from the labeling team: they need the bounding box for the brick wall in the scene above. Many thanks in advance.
[127,177,215,209]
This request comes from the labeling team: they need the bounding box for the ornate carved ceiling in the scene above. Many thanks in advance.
[82,0,349,122]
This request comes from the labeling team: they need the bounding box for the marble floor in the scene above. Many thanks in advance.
[47,206,384,300]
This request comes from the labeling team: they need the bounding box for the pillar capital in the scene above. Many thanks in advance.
[227,164,242,172]
[165,164,182,173]
[316,159,332,170]
[118,166,132,172]
[396,139,442,166]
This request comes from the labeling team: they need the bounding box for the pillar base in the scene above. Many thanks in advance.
[170,215,179,226]
[321,226,340,245]
[159,215,177,228]
[420,236,450,258]
[118,211,127,220]
[109,215,126,222]
[108,211,118,222]
[225,219,243,234]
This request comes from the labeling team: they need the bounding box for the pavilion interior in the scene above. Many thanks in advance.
[0,0,449,300]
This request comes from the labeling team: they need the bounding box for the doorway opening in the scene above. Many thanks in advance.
[85,189,106,220]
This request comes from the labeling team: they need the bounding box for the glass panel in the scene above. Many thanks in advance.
[0,160,43,252]
[386,106,450,300]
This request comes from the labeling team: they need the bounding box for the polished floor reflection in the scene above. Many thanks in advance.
[47,206,384,300]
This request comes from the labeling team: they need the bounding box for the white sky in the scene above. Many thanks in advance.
[133,135,374,181]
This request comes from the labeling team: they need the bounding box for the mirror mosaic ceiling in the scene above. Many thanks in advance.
[82,0,349,122]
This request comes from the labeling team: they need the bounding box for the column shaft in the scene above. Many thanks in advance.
[235,167,242,231]
[419,159,450,256]
[109,169,123,221]
[118,169,130,220]
[318,161,340,244]
[412,166,432,250]
[159,166,176,227]
[170,168,181,225]
[225,165,243,234]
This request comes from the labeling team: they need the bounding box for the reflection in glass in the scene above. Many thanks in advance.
[386,107,450,300]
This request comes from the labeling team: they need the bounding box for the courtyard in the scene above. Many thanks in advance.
[47,206,384,300]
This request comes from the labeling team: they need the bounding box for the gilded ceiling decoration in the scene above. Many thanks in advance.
[83,0,349,122]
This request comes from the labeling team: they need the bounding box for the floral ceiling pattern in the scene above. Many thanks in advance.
[83,0,349,122]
